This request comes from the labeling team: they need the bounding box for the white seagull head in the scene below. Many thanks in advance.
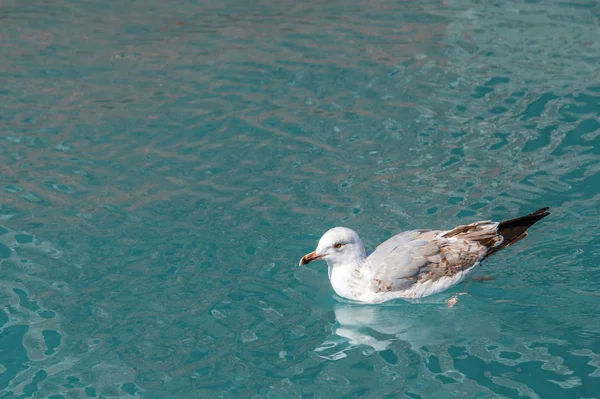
[299,227,366,268]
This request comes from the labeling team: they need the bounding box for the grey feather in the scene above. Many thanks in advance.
[366,223,499,293]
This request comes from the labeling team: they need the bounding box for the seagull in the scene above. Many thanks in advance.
[299,207,550,304]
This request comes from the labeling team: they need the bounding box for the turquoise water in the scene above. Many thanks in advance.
[1,0,599,397]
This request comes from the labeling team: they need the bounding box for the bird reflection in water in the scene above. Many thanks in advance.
[315,295,464,360]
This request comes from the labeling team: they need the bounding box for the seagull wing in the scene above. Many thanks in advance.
[366,221,502,293]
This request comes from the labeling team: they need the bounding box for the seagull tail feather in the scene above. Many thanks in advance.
[486,207,550,257]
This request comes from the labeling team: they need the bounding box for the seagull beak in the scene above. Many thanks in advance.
[299,251,325,266]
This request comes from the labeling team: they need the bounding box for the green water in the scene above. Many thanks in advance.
[1,0,599,397]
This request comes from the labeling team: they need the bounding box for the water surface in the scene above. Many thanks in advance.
[1,0,600,397]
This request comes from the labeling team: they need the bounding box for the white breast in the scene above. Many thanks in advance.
[329,265,369,302]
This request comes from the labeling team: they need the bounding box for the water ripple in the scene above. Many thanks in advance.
[1,0,599,397]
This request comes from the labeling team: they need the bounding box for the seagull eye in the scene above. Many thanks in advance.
[333,243,343,249]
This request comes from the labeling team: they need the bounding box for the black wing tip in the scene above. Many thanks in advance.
[497,206,550,231]
[532,206,550,217]
[485,206,550,257]
[528,206,550,222]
